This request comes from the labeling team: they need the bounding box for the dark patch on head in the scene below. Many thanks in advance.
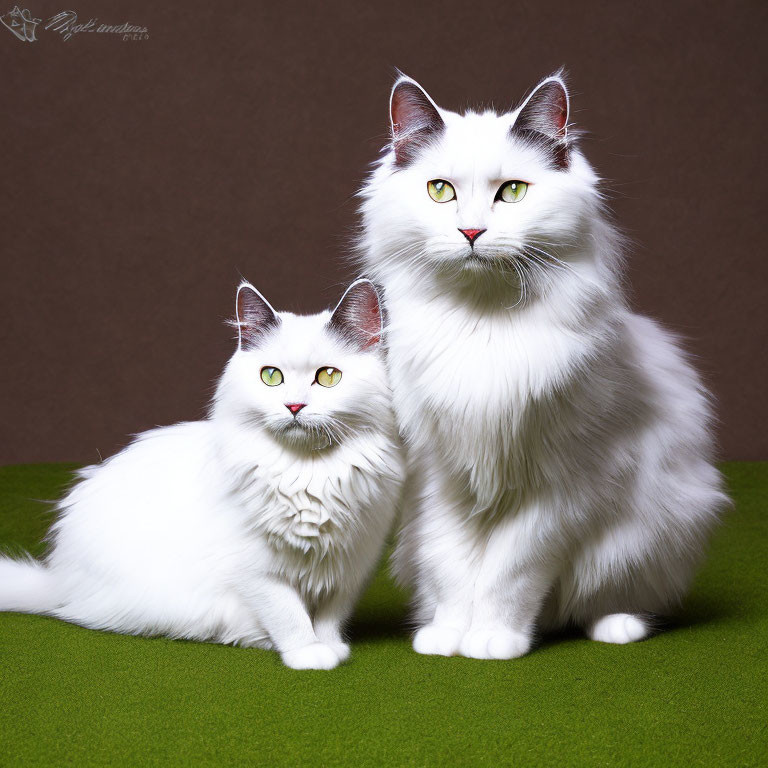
[510,77,570,170]
[327,280,383,351]
[390,78,445,167]
[236,284,280,350]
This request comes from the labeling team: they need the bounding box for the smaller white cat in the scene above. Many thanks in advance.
[0,279,404,669]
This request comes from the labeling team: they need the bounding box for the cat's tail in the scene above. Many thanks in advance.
[0,555,59,614]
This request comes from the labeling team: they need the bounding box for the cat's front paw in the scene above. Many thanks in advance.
[587,613,649,644]
[412,624,463,656]
[328,641,351,663]
[313,628,351,663]
[459,627,531,660]
[281,642,341,670]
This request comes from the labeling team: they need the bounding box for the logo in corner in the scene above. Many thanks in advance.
[1,5,41,41]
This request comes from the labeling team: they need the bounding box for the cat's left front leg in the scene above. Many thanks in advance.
[240,577,342,670]
[459,504,560,660]
[313,586,363,664]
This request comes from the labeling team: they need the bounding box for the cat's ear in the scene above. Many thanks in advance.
[235,282,280,350]
[390,74,445,167]
[328,279,383,351]
[511,73,570,169]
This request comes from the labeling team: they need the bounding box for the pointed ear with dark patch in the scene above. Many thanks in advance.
[235,282,280,350]
[390,75,445,167]
[327,279,383,351]
[511,75,570,169]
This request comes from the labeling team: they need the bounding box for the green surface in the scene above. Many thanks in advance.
[0,463,766,767]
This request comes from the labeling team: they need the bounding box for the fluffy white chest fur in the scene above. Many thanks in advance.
[383,285,590,509]
[224,423,403,598]
[359,73,729,660]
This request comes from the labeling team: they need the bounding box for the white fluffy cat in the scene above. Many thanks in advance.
[358,72,729,659]
[0,280,404,669]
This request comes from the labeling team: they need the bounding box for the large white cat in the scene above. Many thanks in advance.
[0,280,404,669]
[358,73,729,659]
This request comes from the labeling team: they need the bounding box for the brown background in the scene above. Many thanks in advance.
[0,0,766,465]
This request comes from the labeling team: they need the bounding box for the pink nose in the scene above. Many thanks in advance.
[459,228,486,245]
[286,403,306,415]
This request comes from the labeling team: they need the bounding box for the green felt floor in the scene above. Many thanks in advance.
[0,463,766,767]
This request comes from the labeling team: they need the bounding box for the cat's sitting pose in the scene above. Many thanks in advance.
[0,280,403,669]
[359,72,729,659]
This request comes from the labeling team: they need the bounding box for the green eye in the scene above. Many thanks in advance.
[315,367,342,388]
[496,181,528,203]
[260,367,283,386]
[427,179,456,203]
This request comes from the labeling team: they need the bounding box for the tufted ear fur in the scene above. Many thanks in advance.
[511,74,570,169]
[235,282,280,350]
[327,279,383,351]
[390,75,445,167]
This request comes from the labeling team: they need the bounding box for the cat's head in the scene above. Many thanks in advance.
[215,279,390,451]
[360,72,606,301]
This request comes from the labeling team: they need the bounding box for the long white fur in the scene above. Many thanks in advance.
[0,281,404,670]
[358,74,729,659]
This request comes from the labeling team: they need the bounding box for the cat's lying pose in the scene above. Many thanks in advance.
[0,280,403,669]
[359,73,729,659]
